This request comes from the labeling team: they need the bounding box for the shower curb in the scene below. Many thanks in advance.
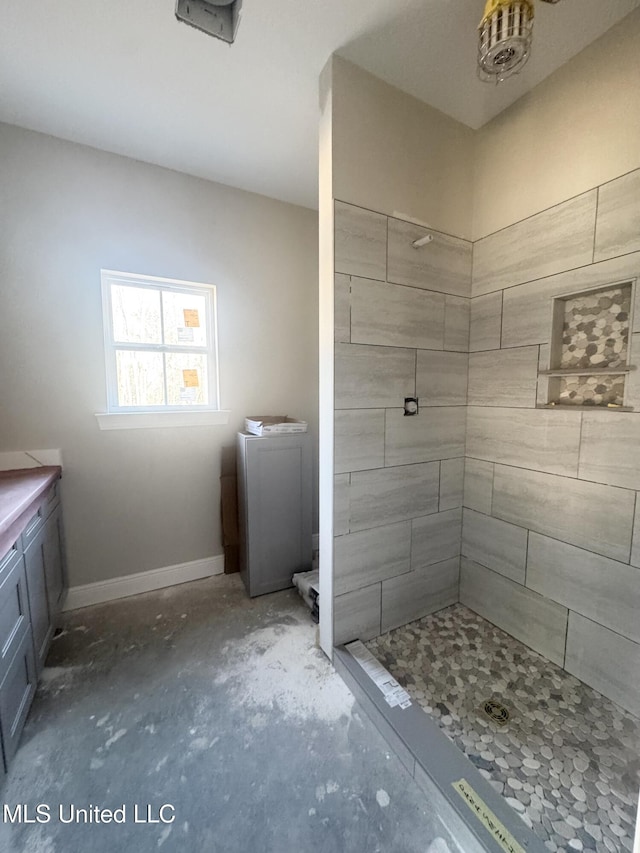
[334,645,548,853]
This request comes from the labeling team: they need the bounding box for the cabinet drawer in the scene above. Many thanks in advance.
[0,627,37,767]
[20,505,46,552]
[0,557,30,686]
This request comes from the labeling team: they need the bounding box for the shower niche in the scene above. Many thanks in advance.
[540,279,636,409]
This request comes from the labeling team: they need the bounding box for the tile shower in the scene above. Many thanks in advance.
[331,168,640,852]
[367,606,639,852]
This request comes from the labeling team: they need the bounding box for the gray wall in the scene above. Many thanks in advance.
[332,200,471,644]
[462,167,640,717]
[0,122,319,588]
[331,57,475,239]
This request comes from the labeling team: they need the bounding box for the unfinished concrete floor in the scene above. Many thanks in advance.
[0,574,452,853]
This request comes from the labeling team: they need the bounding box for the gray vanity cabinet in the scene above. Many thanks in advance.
[0,476,66,776]
[0,538,37,772]
[237,432,313,597]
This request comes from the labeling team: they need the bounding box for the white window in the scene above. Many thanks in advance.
[101,270,220,414]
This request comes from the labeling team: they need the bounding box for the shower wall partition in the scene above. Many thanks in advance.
[332,200,471,646]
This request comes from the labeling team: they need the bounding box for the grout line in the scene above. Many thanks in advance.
[470,240,475,299]
[385,215,389,283]
[409,518,415,571]
[462,504,491,519]
[339,175,604,259]
[473,185,598,243]
[333,197,472,244]
[383,408,387,468]
[346,274,467,299]
[592,187,600,265]
[471,249,640,300]
[337,340,434,352]
[596,165,640,190]
[465,451,636,494]
[515,525,634,567]
[577,412,584,478]
[489,463,495,517]
[347,459,455,475]
[562,609,570,668]
[338,403,468,411]
[464,505,528,535]
[462,456,468,512]
[464,345,470,409]
[566,609,640,648]
[630,490,638,565]
[443,297,449,352]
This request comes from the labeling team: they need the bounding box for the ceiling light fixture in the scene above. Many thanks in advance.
[478,0,563,84]
[175,0,243,44]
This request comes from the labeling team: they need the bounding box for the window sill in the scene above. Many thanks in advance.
[95,411,230,431]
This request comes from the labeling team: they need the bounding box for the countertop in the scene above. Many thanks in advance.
[0,467,62,557]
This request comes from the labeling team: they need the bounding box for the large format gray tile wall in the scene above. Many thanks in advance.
[331,171,640,719]
[462,167,640,717]
[332,200,471,645]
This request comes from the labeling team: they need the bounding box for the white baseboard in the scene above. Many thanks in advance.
[63,554,225,611]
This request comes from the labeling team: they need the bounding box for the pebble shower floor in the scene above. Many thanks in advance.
[366,605,640,853]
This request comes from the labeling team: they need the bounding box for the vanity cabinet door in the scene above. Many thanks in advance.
[0,628,37,766]
[44,507,65,617]
[0,551,31,686]
[23,527,52,675]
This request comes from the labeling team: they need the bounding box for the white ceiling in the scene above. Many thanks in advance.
[1,0,638,210]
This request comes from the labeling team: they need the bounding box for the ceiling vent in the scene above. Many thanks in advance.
[175,0,243,44]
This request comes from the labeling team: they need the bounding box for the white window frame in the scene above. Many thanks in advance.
[98,270,226,428]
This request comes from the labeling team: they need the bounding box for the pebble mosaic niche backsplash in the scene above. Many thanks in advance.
[554,284,632,407]
[557,374,626,408]
[560,285,631,371]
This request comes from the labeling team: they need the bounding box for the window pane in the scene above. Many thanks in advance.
[162,291,208,347]
[111,285,162,344]
[116,350,165,407]
[166,353,208,406]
